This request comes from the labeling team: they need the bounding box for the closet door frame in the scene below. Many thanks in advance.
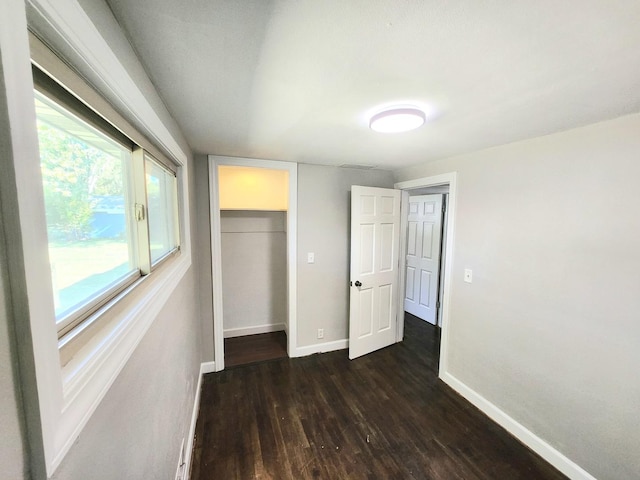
[208,155,298,371]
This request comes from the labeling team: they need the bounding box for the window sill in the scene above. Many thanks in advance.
[52,251,190,470]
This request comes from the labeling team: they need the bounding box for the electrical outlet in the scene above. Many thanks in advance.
[317,328,324,339]
[464,268,473,283]
[308,252,315,263]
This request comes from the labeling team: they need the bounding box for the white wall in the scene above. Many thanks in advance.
[297,164,395,347]
[221,211,287,336]
[50,275,201,480]
[395,113,640,480]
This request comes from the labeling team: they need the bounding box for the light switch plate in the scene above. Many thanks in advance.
[464,268,473,283]
[307,252,315,263]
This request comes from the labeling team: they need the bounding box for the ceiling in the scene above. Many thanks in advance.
[105,0,640,170]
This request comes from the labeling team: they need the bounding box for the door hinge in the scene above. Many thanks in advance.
[436,300,441,309]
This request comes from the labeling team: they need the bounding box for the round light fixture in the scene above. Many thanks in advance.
[369,107,426,133]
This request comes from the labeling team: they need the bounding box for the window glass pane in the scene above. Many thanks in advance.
[145,157,179,264]
[34,91,137,324]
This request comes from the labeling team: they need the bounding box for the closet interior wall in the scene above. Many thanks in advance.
[220,210,287,338]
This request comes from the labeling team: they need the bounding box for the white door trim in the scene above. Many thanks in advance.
[396,190,410,342]
[395,172,457,379]
[208,155,298,371]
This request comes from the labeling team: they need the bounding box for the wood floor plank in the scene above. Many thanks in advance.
[224,331,288,368]
[191,314,567,479]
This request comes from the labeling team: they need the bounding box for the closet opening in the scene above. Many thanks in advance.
[209,157,298,370]
[221,209,288,367]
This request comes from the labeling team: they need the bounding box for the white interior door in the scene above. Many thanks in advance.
[349,186,401,360]
[403,194,443,325]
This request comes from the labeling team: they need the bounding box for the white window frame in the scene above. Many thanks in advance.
[10,1,192,475]
[144,153,181,268]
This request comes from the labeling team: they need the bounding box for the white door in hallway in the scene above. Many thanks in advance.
[404,194,443,325]
[349,186,401,360]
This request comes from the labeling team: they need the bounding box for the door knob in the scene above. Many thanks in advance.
[355,281,362,287]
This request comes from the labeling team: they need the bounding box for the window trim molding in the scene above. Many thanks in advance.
[21,0,193,475]
[27,0,188,167]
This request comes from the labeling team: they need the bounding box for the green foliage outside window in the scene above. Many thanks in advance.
[37,120,125,242]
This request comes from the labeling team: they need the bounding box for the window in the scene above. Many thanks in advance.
[35,91,139,336]
[33,67,181,338]
[23,20,191,477]
[145,156,180,265]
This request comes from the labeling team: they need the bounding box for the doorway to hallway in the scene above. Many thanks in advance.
[403,193,447,326]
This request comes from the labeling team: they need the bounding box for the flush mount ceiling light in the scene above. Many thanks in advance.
[369,107,426,133]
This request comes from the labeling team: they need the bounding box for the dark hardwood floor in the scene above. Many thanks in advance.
[192,315,566,479]
[225,331,288,368]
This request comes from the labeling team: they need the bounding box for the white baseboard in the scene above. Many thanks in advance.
[292,338,348,358]
[440,372,596,480]
[200,361,217,374]
[174,437,185,480]
[223,323,286,338]
[182,361,215,480]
